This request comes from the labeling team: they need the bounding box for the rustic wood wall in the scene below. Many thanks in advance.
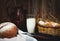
[0,0,60,31]
[0,0,28,31]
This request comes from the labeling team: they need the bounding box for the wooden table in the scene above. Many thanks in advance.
[31,32,60,41]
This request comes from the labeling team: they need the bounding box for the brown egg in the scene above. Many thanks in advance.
[0,22,18,38]
[44,21,53,27]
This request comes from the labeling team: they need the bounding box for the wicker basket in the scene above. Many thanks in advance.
[38,25,60,36]
[37,21,60,36]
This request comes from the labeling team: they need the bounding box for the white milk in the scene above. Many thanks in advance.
[26,18,36,33]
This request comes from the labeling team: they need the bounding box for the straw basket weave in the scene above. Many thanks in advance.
[38,24,60,36]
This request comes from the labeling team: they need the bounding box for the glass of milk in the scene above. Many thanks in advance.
[26,15,36,33]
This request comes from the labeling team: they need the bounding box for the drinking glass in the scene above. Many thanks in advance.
[26,15,36,33]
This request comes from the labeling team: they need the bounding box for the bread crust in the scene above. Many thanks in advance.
[0,22,18,38]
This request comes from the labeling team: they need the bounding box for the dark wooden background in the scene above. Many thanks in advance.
[0,0,60,32]
[0,0,28,32]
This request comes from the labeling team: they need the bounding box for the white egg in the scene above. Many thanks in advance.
[39,21,45,25]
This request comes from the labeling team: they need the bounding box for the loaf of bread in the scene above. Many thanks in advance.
[0,22,18,38]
